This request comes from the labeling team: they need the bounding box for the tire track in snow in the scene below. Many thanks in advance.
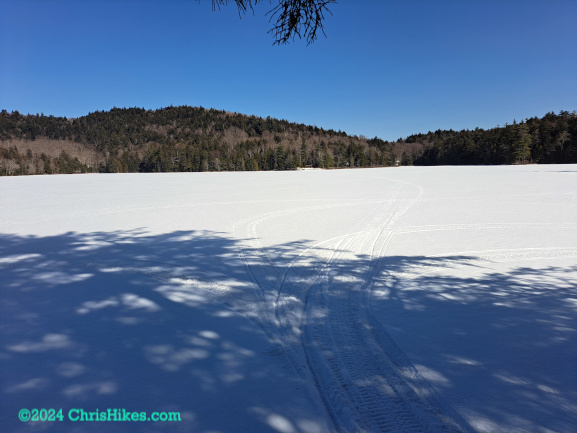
[229,185,414,431]
[301,199,423,432]
[230,198,396,429]
[298,182,472,432]
[232,200,380,295]
[230,179,474,432]
[231,197,396,328]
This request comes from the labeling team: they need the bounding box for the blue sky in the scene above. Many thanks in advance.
[1,0,576,141]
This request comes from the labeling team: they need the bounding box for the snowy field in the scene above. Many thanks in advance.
[1,165,576,433]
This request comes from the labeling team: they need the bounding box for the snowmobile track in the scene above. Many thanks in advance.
[231,179,476,432]
[298,183,471,432]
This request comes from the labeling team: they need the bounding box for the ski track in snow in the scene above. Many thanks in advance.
[227,175,577,433]
[229,180,474,432]
[297,183,473,432]
[2,167,576,433]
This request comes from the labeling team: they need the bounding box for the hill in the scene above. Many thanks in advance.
[395,110,577,166]
[0,106,393,175]
[0,107,575,175]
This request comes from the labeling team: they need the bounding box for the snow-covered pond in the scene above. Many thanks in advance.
[1,165,576,433]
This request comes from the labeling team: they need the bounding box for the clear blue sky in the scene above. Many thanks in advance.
[1,0,576,141]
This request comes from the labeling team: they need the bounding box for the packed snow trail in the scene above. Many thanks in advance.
[2,166,576,433]
[299,187,471,432]
[236,181,473,432]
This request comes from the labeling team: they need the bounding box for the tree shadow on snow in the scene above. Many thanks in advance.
[366,255,577,433]
[1,231,576,433]
[0,230,326,433]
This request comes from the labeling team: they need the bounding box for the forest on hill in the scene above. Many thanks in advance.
[397,110,576,166]
[0,106,575,175]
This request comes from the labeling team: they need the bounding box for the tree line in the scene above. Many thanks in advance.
[0,106,393,175]
[0,107,575,176]
[395,111,576,166]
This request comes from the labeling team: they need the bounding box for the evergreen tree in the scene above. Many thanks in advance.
[513,123,532,164]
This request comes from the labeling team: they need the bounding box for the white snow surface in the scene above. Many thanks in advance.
[1,165,576,433]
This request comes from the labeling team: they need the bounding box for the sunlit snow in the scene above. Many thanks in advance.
[1,165,576,432]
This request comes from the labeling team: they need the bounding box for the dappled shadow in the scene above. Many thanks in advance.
[0,230,329,433]
[1,230,576,432]
[369,256,577,433]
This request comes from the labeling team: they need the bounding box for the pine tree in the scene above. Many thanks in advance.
[513,122,532,164]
